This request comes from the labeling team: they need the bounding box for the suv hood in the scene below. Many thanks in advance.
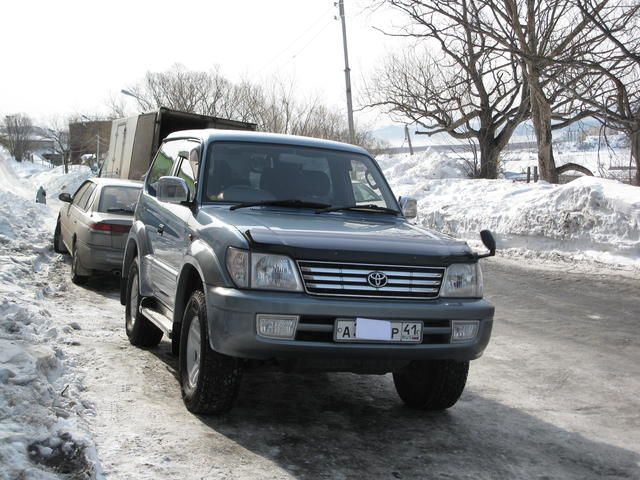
[205,207,474,266]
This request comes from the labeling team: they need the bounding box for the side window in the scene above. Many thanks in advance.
[72,182,94,210]
[176,142,200,201]
[147,141,181,197]
[349,159,385,206]
[78,184,97,211]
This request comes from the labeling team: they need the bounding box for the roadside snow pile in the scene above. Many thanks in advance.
[0,152,100,478]
[381,153,640,269]
[0,307,98,480]
[377,149,470,182]
[30,165,93,199]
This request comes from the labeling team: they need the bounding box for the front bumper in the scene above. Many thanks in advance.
[205,286,494,363]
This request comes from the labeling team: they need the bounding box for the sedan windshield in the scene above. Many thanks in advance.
[204,142,398,211]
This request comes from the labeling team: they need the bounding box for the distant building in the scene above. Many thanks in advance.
[69,120,112,165]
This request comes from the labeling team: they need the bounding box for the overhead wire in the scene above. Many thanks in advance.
[253,4,336,75]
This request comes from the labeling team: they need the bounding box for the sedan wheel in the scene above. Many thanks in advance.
[70,243,88,285]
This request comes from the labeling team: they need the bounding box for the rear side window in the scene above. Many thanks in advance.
[97,186,142,214]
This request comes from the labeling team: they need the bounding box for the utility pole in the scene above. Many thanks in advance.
[96,133,100,169]
[404,124,414,155]
[338,0,355,144]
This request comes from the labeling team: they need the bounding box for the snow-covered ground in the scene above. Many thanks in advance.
[379,150,640,271]
[0,151,99,479]
[1,144,639,479]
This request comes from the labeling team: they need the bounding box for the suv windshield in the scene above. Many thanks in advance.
[204,142,399,211]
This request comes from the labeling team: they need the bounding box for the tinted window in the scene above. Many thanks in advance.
[97,186,142,214]
[147,141,181,197]
[203,142,397,210]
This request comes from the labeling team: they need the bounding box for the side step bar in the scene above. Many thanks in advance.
[140,305,173,338]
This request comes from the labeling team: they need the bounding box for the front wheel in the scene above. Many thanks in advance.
[393,360,469,411]
[53,220,67,254]
[179,290,241,414]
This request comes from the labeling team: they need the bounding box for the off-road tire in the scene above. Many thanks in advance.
[70,242,88,285]
[125,261,163,347]
[53,220,67,254]
[393,360,469,411]
[171,328,181,357]
[179,290,241,414]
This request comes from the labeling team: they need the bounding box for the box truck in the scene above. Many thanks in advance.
[100,107,256,180]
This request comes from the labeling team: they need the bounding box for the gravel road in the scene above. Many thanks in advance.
[50,256,640,480]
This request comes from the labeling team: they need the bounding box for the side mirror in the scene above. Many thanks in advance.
[399,196,418,220]
[58,192,72,203]
[477,230,496,258]
[156,176,190,204]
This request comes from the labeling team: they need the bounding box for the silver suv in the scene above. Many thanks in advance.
[120,130,495,414]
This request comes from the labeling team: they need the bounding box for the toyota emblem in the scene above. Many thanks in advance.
[367,271,388,288]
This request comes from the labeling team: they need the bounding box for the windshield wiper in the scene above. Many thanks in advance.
[315,204,400,215]
[106,207,135,214]
[229,199,331,211]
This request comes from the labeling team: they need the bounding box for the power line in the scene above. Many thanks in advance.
[253,4,335,75]
[291,17,335,61]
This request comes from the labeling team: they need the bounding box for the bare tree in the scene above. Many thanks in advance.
[118,65,380,149]
[569,0,640,185]
[470,0,611,182]
[42,117,71,174]
[364,0,530,178]
[0,113,34,162]
[105,94,129,119]
[124,64,232,115]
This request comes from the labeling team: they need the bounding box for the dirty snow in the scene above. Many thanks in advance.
[380,150,640,270]
[0,150,100,479]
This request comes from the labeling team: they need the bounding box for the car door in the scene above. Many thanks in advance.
[60,181,92,251]
[139,140,181,307]
[147,139,201,309]
[69,182,97,249]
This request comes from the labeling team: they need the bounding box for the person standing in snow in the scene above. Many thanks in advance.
[36,186,47,204]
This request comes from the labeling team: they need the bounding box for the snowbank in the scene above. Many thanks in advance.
[0,151,100,478]
[381,154,640,269]
[377,149,470,182]
[29,165,93,200]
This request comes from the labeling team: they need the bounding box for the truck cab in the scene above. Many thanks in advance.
[120,129,495,414]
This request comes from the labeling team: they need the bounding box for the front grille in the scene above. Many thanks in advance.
[297,260,445,299]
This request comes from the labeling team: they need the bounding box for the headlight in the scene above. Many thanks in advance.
[251,253,303,291]
[225,248,303,292]
[440,263,483,298]
[226,247,249,288]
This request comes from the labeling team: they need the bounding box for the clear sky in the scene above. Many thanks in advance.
[0,0,408,127]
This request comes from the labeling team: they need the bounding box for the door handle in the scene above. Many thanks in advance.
[157,224,164,235]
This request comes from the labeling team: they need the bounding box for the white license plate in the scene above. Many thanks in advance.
[334,318,423,343]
